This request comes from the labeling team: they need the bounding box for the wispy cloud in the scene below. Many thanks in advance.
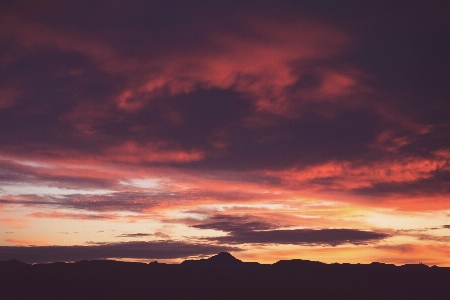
[116,232,170,239]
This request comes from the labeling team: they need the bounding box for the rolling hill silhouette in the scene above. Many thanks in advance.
[1,252,449,299]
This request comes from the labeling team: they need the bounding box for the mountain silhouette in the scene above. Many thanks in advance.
[0,259,29,268]
[1,254,450,300]
[181,252,244,268]
[206,252,242,264]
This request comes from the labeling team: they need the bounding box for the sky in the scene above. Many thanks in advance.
[0,0,449,265]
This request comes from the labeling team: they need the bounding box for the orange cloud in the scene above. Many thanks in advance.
[29,211,117,221]
[0,218,30,229]
[5,238,48,246]
[380,196,450,212]
[374,244,450,266]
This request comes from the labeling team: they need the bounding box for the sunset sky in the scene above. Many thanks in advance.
[1,0,449,265]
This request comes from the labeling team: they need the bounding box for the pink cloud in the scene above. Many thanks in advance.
[6,238,49,246]
[106,141,205,163]
[269,151,449,189]
[0,218,30,229]
[113,18,354,116]
[29,211,118,221]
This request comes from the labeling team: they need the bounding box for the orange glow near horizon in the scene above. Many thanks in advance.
[1,151,450,264]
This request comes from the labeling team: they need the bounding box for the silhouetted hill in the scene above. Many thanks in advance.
[0,259,30,269]
[181,252,248,268]
[273,258,325,268]
[207,251,243,264]
[1,254,449,300]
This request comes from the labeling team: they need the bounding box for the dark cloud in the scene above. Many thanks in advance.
[117,232,170,239]
[117,233,153,238]
[0,0,447,174]
[187,108,380,170]
[192,215,388,246]
[1,193,160,212]
[0,159,117,190]
[351,170,450,198]
[0,241,240,264]
[397,227,440,233]
[0,186,279,212]
[192,215,278,232]
[311,0,450,120]
[205,228,389,246]
[0,160,34,182]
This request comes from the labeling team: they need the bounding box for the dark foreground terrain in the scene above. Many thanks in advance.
[1,252,449,300]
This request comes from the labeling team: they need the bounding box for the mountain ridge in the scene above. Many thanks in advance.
[1,252,449,299]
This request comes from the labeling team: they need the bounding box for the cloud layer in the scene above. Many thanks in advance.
[0,241,240,264]
[0,0,449,264]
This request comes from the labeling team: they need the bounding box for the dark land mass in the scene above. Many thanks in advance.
[1,252,449,300]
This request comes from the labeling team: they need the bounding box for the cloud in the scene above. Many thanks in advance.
[191,215,388,246]
[0,192,163,212]
[262,150,450,204]
[0,0,370,172]
[106,141,205,163]
[0,241,241,264]
[0,175,286,212]
[116,232,170,239]
[0,218,30,229]
[0,0,449,265]
[5,238,48,246]
[414,234,450,243]
[192,214,279,232]
[205,228,389,246]
[29,212,117,221]
[116,233,153,238]
[0,1,446,192]
[350,168,450,201]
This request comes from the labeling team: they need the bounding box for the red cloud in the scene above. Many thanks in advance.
[268,151,449,189]
[113,18,354,115]
[106,141,205,163]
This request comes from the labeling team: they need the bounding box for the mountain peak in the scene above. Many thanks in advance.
[181,252,243,268]
[207,252,242,264]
